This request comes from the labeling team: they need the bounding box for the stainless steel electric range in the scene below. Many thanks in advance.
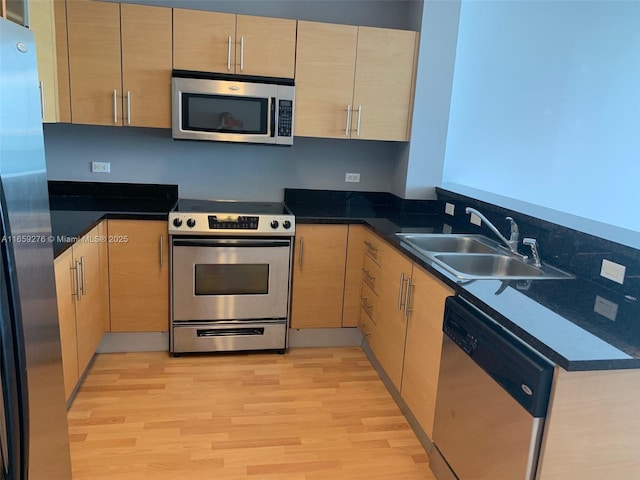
[168,199,295,355]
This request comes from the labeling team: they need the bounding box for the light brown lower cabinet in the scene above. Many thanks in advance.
[54,222,109,401]
[291,224,348,328]
[357,228,454,437]
[400,265,453,438]
[107,220,168,332]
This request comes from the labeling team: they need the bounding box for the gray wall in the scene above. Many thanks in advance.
[395,0,460,200]
[121,0,424,31]
[44,125,403,201]
[44,0,423,199]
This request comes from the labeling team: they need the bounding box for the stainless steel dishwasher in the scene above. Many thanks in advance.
[430,296,554,480]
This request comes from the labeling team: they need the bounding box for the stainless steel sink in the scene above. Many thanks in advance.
[432,253,544,278]
[397,233,574,281]
[396,233,500,254]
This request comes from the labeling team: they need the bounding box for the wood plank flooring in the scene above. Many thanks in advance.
[67,347,435,479]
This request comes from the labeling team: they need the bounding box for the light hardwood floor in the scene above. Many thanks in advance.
[67,347,435,479]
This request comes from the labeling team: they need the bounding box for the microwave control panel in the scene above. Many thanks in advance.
[278,100,293,137]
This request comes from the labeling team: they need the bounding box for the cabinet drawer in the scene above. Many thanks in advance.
[363,229,384,265]
[358,300,376,345]
[362,254,380,293]
[360,281,378,323]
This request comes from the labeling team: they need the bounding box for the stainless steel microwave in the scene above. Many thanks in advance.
[171,71,294,145]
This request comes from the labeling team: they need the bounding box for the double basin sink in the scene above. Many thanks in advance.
[397,233,573,281]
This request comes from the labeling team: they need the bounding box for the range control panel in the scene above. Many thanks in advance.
[169,212,295,236]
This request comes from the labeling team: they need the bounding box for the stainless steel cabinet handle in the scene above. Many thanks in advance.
[126,91,131,125]
[360,295,373,313]
[227,35,232,71]
[113,89,118,123]
[358,321,371,337]
[356,105,362,136]
[80,256,86,296]
[397,273,406,310]
[362,269,375,285]
[39,81,45,120]
[364,240,378,253]
[70,262,81,301]
[345,104,352,136]
[298,237,304,268]
[240,36,245,71]
[159,235,164,268]
[404,279,414,318]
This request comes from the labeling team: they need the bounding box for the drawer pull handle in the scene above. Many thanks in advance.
[362,269,375,284]
[364,240,378,252]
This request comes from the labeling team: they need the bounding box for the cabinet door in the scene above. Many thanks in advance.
[173,9,236,74]
[29,0,59,122]
[235,14,297,78]
[370,235,412,390]
[294,21,357,138]
[108,220,169,332]
[401,265,453,438]
[342,225,366,327]
[73,226,106,375]
[352,27,418,141]
[121,4,172,128]
[67,0,122,126]
[53,0,71,122]
[291,225,348,328]
[54,248,78,401]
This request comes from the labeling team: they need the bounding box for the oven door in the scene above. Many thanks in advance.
[172,238,291,322]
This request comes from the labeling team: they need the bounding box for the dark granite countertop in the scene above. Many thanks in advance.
[284,188,640,372]
[48,181,178,257]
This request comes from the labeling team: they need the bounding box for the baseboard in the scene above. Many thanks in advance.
[361,341,435,456]
[97,332,169,353]
[288,327,363,347]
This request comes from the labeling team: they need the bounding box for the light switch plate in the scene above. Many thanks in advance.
[470,212,482,226]
[600,259,625,284]
[445,203,455,216]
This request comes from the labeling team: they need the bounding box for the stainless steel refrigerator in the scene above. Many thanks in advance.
[0,17,73,480]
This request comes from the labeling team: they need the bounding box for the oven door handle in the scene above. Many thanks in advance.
[172,239,291,248]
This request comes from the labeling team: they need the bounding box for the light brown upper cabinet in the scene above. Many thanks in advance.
[66,1,172,127]
[29,0,59,123]
[173,9,297,78]
[295,21,418,141]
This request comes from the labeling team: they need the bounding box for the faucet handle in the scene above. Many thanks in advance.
[523,238,541,267]
[506,216,519,242]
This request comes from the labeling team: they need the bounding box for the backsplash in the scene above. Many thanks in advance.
[436,188,640,301]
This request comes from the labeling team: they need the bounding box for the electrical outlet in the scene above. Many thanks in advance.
[594,295,618,321]
[600,259,625,284]
[470,212,482,226]
[445,202,455,216]
[91,161,110,173]
[345,172,360,183]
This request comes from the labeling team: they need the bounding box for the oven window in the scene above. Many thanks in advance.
[194,264,269,295]
[182,93,268,134]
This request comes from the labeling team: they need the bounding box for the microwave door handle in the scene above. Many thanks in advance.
[270,97,276,138]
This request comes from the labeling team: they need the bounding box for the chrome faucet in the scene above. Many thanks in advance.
[465,207,520,255]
